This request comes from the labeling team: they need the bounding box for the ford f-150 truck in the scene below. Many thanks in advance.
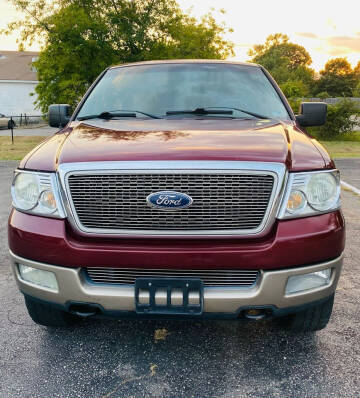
[8,60,345,332]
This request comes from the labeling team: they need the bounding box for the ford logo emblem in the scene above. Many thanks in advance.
[146,191,193,210]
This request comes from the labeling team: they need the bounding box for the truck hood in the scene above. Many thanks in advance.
[21,118,332,171]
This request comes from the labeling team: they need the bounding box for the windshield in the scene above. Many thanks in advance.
[76,63,291,120]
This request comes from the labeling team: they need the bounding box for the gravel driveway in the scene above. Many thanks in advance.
[0,160,359,398]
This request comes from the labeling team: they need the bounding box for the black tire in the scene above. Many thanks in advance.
[8,120,16,129]
[25,296,79,327]
[278,294,334,333]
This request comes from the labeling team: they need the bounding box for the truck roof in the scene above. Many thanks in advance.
[109,59,260,70]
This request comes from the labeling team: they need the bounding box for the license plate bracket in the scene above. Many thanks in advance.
[135,278,203,315]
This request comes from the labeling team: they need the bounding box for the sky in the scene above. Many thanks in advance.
[0,0,359,71]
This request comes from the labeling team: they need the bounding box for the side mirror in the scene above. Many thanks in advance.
[296,102,327,127]
[48,104,71,128]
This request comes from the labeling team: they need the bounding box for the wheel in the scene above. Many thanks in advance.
[24,296,79,327]
[278,294,334,333]
[8,120,16,129]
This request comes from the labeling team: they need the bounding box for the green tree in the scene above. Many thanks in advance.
[248,33,315,96]
[354,61,360,78]
[2,0,234,113]
[315,58,357,97]
[248,33,312,71]
[280,80,308,98]
[354,61,360,97]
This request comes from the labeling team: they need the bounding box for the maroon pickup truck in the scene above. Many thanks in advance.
[9,60,345,332]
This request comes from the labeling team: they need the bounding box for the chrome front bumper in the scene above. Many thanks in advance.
[10,251,343,315]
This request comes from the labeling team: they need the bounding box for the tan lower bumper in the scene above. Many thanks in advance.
[10,251,343,313]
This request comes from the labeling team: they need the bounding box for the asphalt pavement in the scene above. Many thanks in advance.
[0,160,359,398]
[335,158,360,189]
[0,126,58,136]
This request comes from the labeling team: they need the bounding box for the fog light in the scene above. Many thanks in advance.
[286,268,331,295]
[18,264,59,292]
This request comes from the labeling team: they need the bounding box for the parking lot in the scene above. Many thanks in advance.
[0,160,359,398]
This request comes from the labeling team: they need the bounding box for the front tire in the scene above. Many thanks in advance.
[278,294,334,333]
[25,296,79,327]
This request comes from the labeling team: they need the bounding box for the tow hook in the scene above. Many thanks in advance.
[243,309,268,320]
[68,303,100,318]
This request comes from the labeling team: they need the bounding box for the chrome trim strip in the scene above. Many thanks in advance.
[85,267,261,287]
[57,161,287,238]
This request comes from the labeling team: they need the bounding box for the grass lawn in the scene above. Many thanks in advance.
[0,136,46,161]
[320,141,360,158]
[319,131,360,158]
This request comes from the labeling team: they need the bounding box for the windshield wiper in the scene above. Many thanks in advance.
[206,107,270,119]
[166,107,270,119]
[78,111,136,121]
[166,108,233,116]
[77,109,161,121]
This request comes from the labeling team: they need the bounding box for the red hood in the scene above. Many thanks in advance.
[21,118,332,171]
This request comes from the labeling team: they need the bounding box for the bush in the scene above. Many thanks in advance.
[310,99,360,140]
[287,98,301,114]
[316,91,330,99]
[353,82,360,97]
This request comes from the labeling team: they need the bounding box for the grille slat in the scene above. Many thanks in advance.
[86,267,260,287]
[68,173,274,231]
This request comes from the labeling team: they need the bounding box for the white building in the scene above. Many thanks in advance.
[0,51,40,116]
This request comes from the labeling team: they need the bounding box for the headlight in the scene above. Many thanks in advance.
[307,173,338,211]
[278,170,340,219]
[12,173,39,210]
[11,171,65,218]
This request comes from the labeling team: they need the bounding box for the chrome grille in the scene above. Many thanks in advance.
[86,267,260,287]
[67,173,275,231]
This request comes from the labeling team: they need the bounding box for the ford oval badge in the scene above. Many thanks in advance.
[146,191,193,210]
